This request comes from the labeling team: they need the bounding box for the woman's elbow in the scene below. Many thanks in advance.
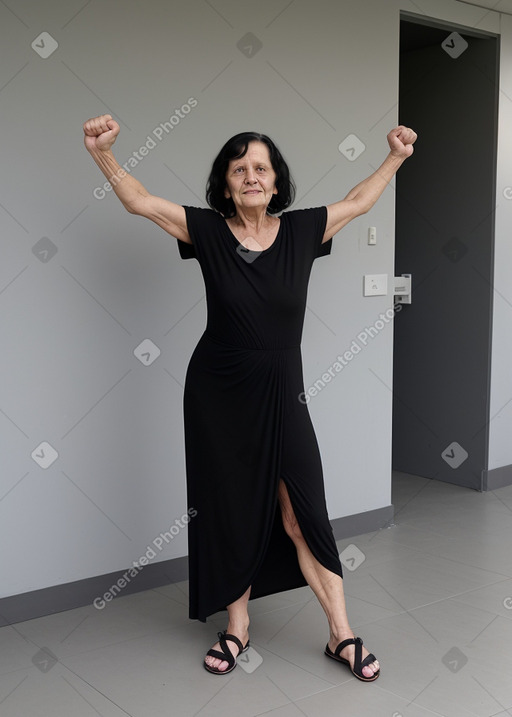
[124,199,144,215]
[352,199,369,219]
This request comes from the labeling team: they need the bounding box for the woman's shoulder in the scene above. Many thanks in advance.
[281,205,326,217]
[183,206,228,236]
[280,205,327,226]
[183,205,222,221]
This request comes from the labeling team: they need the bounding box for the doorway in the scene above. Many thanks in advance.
[392,13,499,490]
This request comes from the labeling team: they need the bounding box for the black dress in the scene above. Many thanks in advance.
[178,205,344,622]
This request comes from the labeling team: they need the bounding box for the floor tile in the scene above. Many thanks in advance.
[341,550,506,614]
[13,587,187,660]
[2,472,511,717]
[0,662,131,717]
[294,677,471,717]
[0,624,40,676]
[363,519,512,579]
[252,704,311,717]
[453,579,512,619]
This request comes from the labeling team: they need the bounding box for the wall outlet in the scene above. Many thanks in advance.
[364,274,388,296]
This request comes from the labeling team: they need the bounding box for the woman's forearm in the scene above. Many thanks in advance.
[344,152,405,213]
[87,147,150,212]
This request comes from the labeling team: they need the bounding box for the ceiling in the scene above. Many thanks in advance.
[455,0,512,14]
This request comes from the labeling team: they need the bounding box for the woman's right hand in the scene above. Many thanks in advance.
[83,114,120,152]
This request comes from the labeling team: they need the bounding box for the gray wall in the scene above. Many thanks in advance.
[0,0,509,600]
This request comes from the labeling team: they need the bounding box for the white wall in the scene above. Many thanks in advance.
[0,0,508,599]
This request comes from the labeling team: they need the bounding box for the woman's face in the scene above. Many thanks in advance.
[224,141,278,215]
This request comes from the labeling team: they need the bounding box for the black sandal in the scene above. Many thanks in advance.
[203,629,250,675]
[324,636,380,682]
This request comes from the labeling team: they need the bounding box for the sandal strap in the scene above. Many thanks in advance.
[205,630,244,669]
[331,636,378,679]
[353,636,363,671]
[206,648,233,665]
[352,638,378,678]
[359,653,377,670]
[219,631,244,655]
[333,636,360,657]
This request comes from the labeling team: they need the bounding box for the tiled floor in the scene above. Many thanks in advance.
[2,471,512,716]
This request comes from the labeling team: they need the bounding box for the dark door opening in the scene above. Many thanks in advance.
[392,13,499,490]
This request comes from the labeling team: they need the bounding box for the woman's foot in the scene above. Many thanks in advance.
[326,632,380,680]
[204,625,250,673]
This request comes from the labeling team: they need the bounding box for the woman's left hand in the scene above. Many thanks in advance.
[387,125,417,158]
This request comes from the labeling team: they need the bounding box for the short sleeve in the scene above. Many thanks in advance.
[177,205,219,261]
[313,206,332,259]
[286,205,332,260]
[177,237,196,260]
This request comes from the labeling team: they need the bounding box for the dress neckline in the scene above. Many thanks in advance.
[224,214,283,255]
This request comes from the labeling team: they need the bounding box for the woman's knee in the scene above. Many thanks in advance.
[278,480,304,541]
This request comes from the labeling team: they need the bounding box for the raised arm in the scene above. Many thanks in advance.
[83,114,191,244]
[322,125,417,242]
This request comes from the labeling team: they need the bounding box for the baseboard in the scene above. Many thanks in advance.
[330,504,395,540]
[0,505,394,626]
[482,463,512,490]
[0,556,189,628]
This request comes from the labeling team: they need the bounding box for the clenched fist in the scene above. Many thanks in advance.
[83,114,120,153]
[387,125,417,159]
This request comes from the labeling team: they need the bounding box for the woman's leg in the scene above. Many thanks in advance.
[203,585,251,672]
[277,479,379,679]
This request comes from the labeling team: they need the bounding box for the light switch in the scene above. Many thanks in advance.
[364,274,388,296]
[368,227,377,245]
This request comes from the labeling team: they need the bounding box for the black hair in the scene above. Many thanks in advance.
[205,132,295,218]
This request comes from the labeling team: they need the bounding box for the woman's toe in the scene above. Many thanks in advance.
[206,656,227,671]
[369,660,380,675]
[204,656,214,667]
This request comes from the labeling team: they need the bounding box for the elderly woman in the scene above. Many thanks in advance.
[83,115,416,681]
